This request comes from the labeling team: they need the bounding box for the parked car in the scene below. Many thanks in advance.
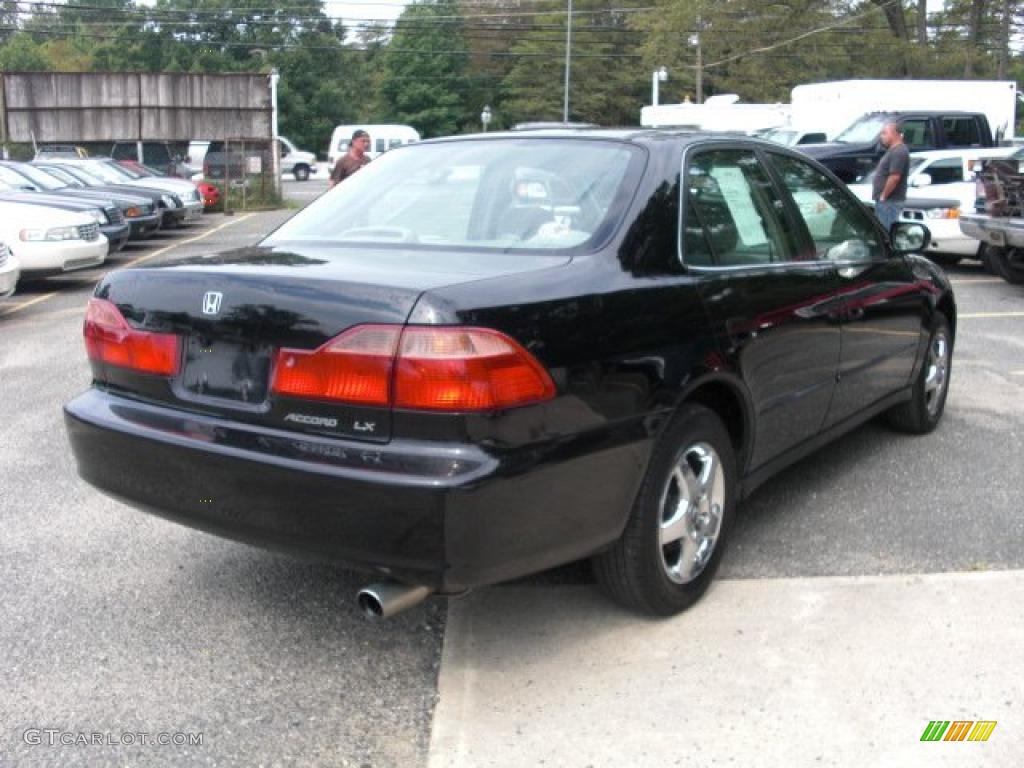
[34,144,89,160]
[77,159,204,224]
[35,161,187,229]
[65,131,953,619]
[116,159,219,211]
[279,136,317,181]
[0,240,20,298]
[21,162,162,239]
[0,199,107,278]
[0,176,130,254]
[800,111,996,183]
[110,141,199,179]
[846,147,1019,265]
[762,127,829,146]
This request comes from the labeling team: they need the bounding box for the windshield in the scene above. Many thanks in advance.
[79,161,132,184]
[763,129,798,146]
[11,163,66,189]
[114,163,144,179]
[266,139,644,253]
[835,115,888,144]
[36,165,86,187]
[0,164,35,189]
[50,164,106,186]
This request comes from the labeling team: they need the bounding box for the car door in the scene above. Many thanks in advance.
[765,151,927,427]
[684,146,844,470]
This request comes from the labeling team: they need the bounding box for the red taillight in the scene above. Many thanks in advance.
[271,325,400,406]
[84,298,180,376]
[394,328,555,411]
[271,325,555,412]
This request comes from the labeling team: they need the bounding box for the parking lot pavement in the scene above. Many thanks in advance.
[430,572,1023,768]
[1,213,1022,767]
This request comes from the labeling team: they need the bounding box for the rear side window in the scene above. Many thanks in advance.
[943,117,982,147]
[685,149,798,267]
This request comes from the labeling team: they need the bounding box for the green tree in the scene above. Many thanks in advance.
[0,33,49,70]
[500,0,645,126]
[380,0,472,137]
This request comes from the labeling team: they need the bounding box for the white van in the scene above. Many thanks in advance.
[327,124,420,166]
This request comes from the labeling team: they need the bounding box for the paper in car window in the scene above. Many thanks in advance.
[710,166,768,245]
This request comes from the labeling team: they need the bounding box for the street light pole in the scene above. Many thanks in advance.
[652,66,668,106]
[563,0,572,122]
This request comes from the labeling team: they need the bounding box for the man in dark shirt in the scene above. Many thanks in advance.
[329,129,371,187]
[872,122,910,232]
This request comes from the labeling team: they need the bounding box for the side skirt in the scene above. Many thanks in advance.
[739,387,913,499]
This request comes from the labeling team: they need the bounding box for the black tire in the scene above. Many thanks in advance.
[988,246,1024,284]
[886,313,952,434]
[977,243,996,274]
[293,164,310,182]
[592,404,737,616]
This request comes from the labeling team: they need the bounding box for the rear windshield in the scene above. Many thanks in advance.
[266,138,644,253]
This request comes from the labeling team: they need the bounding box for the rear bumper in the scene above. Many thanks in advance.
[64,388,649,590]
[959,214,1024,248]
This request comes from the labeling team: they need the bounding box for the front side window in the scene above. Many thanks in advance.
[685,148,798,267]
[924,158,965,185]
[266,139,643,253]
[768,152,881,263]
[899,120,934,149]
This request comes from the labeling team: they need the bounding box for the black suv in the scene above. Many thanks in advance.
[65,131,954,618]
[800,111,995,183]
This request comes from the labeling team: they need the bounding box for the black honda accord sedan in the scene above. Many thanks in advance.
[65,131,954,617]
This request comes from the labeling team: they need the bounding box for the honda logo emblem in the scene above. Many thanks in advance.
[202,291,223,315]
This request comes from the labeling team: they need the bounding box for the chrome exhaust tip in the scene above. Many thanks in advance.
[357,582,434,620]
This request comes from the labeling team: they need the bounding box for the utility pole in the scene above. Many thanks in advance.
[269,68,281,201]
[563,0,572,122]
[695,11,703,104]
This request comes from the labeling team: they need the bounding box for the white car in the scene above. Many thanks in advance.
[57,159,204,223]
[279,137,318,181]
[0,200,108,277]
[848,146,1019,260]
[0,241,21,298]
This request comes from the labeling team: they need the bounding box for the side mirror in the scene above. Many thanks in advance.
[890,221,931,254]
[911,173,932,188]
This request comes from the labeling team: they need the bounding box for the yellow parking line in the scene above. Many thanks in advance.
[1,214,254,318]
[0,291,58,317]
[959,312,1024,319]
[124,213,254,268]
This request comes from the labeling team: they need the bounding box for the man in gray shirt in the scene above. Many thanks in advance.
[872,122,910,232]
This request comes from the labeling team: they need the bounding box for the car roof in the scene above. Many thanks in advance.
[419,128,765,149]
